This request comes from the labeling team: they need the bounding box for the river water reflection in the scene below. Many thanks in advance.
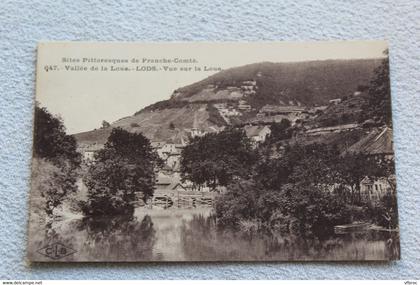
[28,206,399,261]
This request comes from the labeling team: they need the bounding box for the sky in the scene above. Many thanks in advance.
[35,41,388,134]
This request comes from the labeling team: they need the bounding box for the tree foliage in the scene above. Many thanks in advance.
[285,143,340,186]
[215,140,397,234]
[180,128,256,189]
[268,119,292,142]
[216,143,347,231]
[364,50,392,126]
[82,128,160,216]
[32,106,81,217]
[215,180,260,226]
[31,158,80,217]
[368,193,398,229]
[33,106,81,168]
[336,151,396,203]
[101,120,111,128]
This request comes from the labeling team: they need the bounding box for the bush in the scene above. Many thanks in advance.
[366,193,398,229]
[268,119,292,142]
[215,180,258,228]
[277,184,352,237]
[31,158,78,218]
[32,106,81,217]
[206,103,226,126]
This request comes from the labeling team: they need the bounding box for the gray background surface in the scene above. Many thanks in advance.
[0,0,419,279]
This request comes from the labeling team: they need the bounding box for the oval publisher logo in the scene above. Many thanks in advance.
[36,242,76,260]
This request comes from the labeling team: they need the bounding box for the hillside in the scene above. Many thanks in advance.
[75,104,224,146]
[171,59,381,107]
[310,91,369,128]
[75,59,382,146]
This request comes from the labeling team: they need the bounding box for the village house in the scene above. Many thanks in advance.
[344,127,394,160]
[154,143,177,159]
[257,105,307,125]
[229,91,243,99]
[227,86,239,91]
[307,105,328,114]
[155,172,193,192]
[239,80,257,96]
[305,123,360,136]
[172,182,194,192]
[344,127,395,202]
[214,103,241,116]
[259,105,306,115]
[242,80,257,86]
[190,127,206,138]
[244,125,271,144]
[151,137,187,173]
[152,139,185,159]
[238,100,252,111]
[166,153,182,172]
[155,172,174,191]
[213,103,241,124]
[329,98,342,105]
[154,172,212,193]
[151,141,165,151]
[360,175,396,202]
[78,143,103,162]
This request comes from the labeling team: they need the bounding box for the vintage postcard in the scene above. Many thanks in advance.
[28,41,399,262]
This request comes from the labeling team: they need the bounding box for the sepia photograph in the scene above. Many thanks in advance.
[27,41,399,262]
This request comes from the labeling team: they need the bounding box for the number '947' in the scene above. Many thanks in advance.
[44,65,59,72]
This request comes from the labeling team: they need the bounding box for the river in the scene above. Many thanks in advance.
[27,206,399,262]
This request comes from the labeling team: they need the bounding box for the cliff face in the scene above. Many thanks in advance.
[75,59,382,146]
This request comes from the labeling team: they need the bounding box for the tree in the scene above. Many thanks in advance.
[275,183,351,236]
[169,122,175,130]
[269,119,291,142]
[365,49,392,126]
[215,180,259,227]
[253,153,293,191]
[101,120,111,128]
[215,142,346,232]
[32,106,81,217]
[33,106,81,168]
[337,152,394,204]
[31,158,78,217]
[370,154,396,192]
[215,172,351,236]
[180,128,256,190]
[82,128,161,216]
[259,144,349,235]
[369,192,398,229]
[286,143,341,187]
[336,153,371,203]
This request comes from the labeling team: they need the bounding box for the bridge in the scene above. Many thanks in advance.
[149,189,217,208]
[131,188,219,209]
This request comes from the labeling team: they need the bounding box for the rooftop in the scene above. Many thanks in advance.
[260,105,306,113]
[344,127,394,156]
[244,125,270,137]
